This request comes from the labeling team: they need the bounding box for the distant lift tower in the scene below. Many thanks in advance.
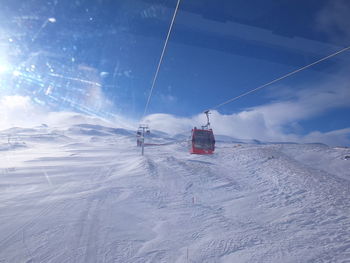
[136,124,150,155]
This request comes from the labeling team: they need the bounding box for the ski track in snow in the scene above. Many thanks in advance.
[0,125,350,262]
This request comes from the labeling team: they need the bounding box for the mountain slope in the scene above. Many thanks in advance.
[0,125,349,262]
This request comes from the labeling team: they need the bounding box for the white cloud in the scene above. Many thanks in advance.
[142,113,194,134]
[303,128,350,146]
[144,110,350,146]
[245,84,349,130]
[143,73,350,146]
[1,68,349,147]
[0,96,43,128]
[0,95,134,131]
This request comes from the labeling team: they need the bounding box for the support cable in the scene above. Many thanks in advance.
[142,0,182,119]
[207,45,350,111]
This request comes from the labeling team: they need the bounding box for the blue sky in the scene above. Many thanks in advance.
[0,0,349,145]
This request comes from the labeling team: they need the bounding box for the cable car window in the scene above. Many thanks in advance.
[193,130,215,151]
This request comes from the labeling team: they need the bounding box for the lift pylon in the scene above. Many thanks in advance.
[136,124,150,155]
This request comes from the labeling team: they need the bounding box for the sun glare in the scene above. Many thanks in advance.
[1,95,30,108]
[0,64,9,74]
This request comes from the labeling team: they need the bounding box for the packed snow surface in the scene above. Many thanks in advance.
[0,124,350,262]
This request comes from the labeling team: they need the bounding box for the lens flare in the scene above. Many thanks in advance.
[0,65,9,74]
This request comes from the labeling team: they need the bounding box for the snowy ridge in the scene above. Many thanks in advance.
[0,124,350,262]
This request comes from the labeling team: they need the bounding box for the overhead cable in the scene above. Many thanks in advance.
[142,0,182,119]
[208,45,350,111]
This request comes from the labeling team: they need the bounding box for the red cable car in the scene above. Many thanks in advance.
[190,111,215,154]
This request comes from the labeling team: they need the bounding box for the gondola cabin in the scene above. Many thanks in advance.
[190,127,215,154]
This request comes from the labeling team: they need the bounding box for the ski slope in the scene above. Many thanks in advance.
[1,124,350,262]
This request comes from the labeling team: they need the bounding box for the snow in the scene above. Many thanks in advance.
[0,124,350,262]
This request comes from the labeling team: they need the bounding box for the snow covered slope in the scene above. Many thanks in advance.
[0,125,350,262]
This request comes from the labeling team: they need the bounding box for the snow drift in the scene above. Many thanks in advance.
[0,123,349,262]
